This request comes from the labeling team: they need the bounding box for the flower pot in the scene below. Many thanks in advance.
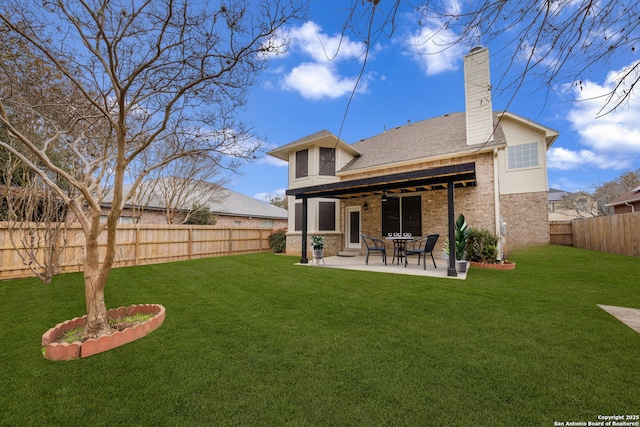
[455,260,468,273]
[312,249,324,264]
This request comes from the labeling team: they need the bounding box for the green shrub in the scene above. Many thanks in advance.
[466,228,499,263]
[268,229,287,253]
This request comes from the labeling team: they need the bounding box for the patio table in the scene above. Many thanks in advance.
[386,236,415,265]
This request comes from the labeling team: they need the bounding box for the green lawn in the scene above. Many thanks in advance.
[1,245,639,426]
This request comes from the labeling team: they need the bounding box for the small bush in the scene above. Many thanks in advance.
[268,229,287,253]
[466,228,499,263]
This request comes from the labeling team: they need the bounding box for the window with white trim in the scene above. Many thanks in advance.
[318,201,336,231]
[319,147,335,176]
[508,142,539,169]
[295,149,308,179]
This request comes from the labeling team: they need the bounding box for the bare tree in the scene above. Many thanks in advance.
[137,155,228,225]
[0,0,305,338]
[257,191,288,210]
[593,169,640,215]
[1,151,68,283]
[347,0,640,114]
[560,190,599,219]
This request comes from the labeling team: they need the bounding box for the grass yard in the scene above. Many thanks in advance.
[0,245,639,426]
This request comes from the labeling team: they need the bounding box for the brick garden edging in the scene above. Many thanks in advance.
[470,261,516,270]
[42,304,165,361]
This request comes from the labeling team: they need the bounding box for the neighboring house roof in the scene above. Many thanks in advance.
[210,188,288,219]
[605,185,640,207]
[103,179,287,220]
[548,188,570,203]
[340,112,506,173]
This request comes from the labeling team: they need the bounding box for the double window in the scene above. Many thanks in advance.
[294,201,336,231]
[381,195,422,236]
[295,147,335,179]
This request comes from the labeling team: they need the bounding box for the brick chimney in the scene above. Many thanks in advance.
[464,47,493,146]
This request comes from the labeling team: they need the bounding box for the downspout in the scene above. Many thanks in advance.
[625,202,635,213]
[493,148,503,260]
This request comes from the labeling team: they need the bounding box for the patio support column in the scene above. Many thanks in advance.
[300,197,309,264]
[447,179,457,277]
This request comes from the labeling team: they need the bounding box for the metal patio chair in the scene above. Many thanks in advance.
[405,234,439,269]
[360,233,387,265]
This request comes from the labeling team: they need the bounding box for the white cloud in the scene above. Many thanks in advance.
[289,21,365,63]
[282,62,361,100]
[271,21,370,100]
[256,154,288,167]
[253,189,286,202]
[404,0,466,76]
[548,61,640,170]
[547,147,623,170]
[406,24,465,76]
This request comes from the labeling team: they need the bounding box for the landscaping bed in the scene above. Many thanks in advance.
[41,304,165,361]
[470,260,516,270]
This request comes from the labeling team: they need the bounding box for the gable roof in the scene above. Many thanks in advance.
[340,112,505,173]
[269,110,558,176]
[606,185,640,207]
[497,111,559,148]
[268,129,360,161]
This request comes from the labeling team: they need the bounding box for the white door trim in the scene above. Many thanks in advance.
[345,206,361,250]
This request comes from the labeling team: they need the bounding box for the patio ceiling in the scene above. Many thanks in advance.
[286,162,476,199]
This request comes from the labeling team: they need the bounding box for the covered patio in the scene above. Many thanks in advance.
[301,254,468,280]
[287,162,477,277]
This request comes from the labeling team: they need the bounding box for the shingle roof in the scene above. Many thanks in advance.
[104,179,287,219]
[211,187,288,219]
[268,129,360,161]
[606,185,640,206]
[339,112,506,173]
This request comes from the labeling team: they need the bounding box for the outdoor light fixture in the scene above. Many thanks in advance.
[363,201,369,210]
[381,193,388,202]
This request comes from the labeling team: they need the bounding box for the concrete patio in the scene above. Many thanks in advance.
[300,254,467,280]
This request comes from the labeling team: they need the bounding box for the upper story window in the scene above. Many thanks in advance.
[508,142,539,169]
[319,147,335,176]
[295,149,308,179]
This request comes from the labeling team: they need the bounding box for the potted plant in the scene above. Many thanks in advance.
[310,235,325,264]
[454,214,470,273]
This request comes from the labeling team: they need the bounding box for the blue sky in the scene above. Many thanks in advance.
[227,1,640,201]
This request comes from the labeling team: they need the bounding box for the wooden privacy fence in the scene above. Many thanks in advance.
[0,223,276,281]
[549,221,573,246]
[550,212,640,257]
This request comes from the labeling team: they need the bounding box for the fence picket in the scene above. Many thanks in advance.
[551,212,640,257]
[0,223,278,281]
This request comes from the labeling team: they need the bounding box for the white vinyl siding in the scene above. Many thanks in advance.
[498,117,549,195]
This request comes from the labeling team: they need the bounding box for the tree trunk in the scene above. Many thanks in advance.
[83,232,111,338]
